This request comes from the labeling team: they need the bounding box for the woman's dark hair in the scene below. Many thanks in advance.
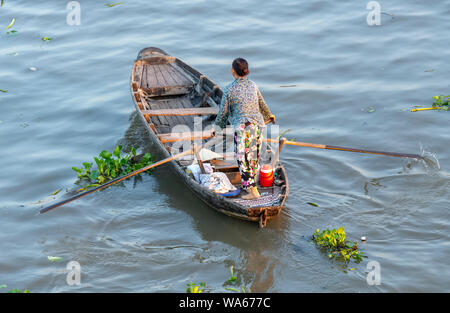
[232,58,249,76]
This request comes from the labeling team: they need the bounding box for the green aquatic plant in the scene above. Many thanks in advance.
[105,2,124,7]
[224,265,237,284]
[72,145,153,191]
[223,266,251,293]
[7,289,30,293]
[0,285,30,293]
[412,95,450,112]
[185,266,251,293]
[313,227,364,263]
[432,95,450,110]
[6,17,14,30]
[186,281,205,293]
[277,128,291,139]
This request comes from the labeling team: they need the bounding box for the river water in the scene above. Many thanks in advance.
[0,0,449,292]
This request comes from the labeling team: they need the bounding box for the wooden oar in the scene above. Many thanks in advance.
[40,136,223,214]
[265,138,425,160]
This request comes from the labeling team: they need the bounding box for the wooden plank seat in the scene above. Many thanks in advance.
[142,107,218,117]
[158,129,216,143]
[210,159,239,172]
[141,85,193,97]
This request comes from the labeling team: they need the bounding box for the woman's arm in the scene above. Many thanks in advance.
[256,86,274,124]
[214,89,231,129]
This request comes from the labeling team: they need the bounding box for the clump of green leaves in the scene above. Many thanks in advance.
[7,289,30,293]
[313,227,364,263]
[72,145,152,191]
[431,95,450,110]
[224,265,237,284]
[186,281,205,293]
[185,266,251,293]
[6,29,17,36]
[224,266,251,293]
[0,285,30,293]
[105,2,124,7]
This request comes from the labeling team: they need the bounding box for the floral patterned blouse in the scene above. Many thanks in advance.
[214,77,272,129]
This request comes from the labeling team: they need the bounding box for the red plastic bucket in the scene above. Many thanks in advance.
[260,164,274,187]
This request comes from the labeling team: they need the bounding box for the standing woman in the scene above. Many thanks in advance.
[214,58,275,200]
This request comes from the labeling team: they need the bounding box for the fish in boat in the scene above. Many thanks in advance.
[130,47,289,228]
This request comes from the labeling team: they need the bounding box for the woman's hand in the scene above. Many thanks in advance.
[269,115,276,124]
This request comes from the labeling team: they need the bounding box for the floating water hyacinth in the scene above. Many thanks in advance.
[47,256,63,262]
[42,37,52,42]
[0,89,7,93]
[313,227,365,263]
[105,2,124,7]
[51,189,62,196]
[411,95,450,112]
[8,289,30,293]
[186,281,204,293]
[72,145,153,191]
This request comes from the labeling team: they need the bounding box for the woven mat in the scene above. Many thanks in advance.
[232,187,282,208]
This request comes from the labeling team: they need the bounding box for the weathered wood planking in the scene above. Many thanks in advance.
[142,107,218,117]
[225,171,242,185]
[210,159,239,172]
[138,61,194,97]
[157,129,216,143]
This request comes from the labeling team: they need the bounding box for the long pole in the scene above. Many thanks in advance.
[265,138,425,160]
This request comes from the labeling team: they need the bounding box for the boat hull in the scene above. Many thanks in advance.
[130,47,289,226]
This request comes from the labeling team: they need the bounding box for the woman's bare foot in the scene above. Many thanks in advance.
[241,187,261,200]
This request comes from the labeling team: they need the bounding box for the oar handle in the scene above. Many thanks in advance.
[324,144,424,160]
[265,138,424,160]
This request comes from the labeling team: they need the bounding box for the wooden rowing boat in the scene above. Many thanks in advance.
[130,47,289,227]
